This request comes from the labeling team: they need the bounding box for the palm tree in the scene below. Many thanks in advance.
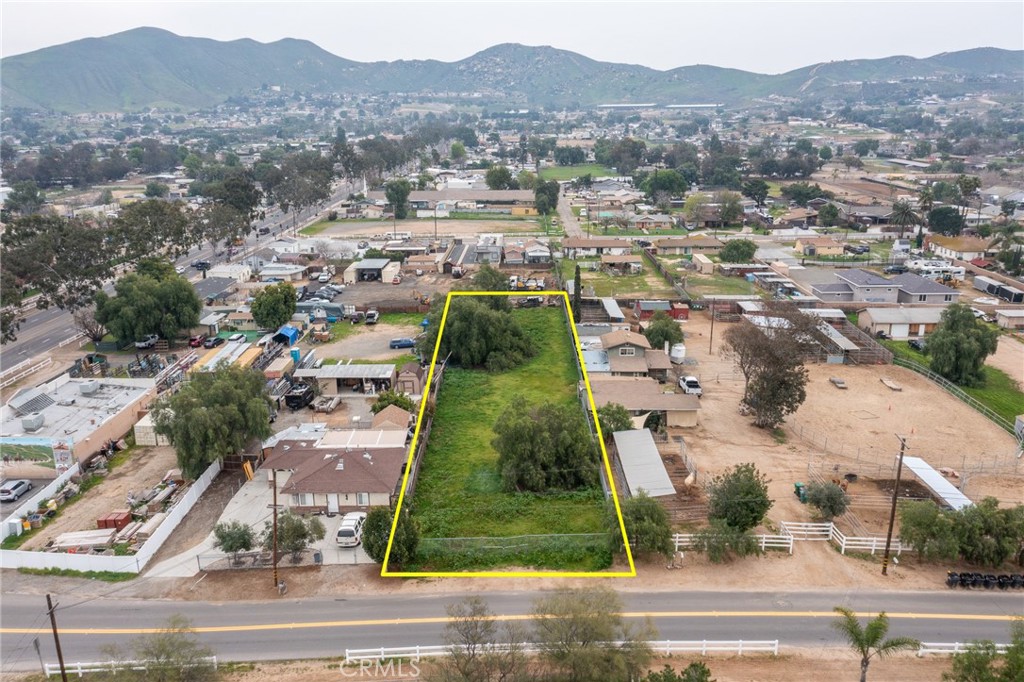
[832,607,919,682]
[889,200,919,239]
[916,187,934,248]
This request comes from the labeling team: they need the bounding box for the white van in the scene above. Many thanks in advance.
[318,272,332,283]
[336,511,367,547]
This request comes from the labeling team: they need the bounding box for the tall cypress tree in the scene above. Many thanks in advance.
[572,264,582,323]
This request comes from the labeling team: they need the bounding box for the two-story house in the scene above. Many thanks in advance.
[810,269,960,304]
[599,330,672,382]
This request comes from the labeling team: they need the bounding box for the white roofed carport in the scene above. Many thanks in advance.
[612,429,676,498]
[901,456,973,511]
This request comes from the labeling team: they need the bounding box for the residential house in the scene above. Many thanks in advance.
[794,236,844,257]
[588,376,700,428]
[600,329,673,382]
[225,310,259,331]
[258,264,307,282]
[263,444,407,515]
[633,300,689,321]
[810,269,960,304]
[601,254,644,274]
[192,277,238,305]
[395,362,426,396]
[652,236,725,257]
[628,214,675,231]
[475,235,504,265]
[403,254,441,274]
[561,238,632,259]
[838,204,892,227]
[927,235,994,262]
[778,207,818,228]
[858,308,944,339]
[207,263,253,283]
[890,273,962,304]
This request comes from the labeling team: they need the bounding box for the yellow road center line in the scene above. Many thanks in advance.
[1,610,1018,635]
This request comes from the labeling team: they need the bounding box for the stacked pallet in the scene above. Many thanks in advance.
[115,521,143,543]
[136,512,167,542]
[51,528,116,552]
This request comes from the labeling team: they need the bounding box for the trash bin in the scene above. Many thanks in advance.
[313,550,322,565]
[793,482,807,503]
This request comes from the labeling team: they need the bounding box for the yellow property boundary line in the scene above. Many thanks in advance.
[381,290,636,578]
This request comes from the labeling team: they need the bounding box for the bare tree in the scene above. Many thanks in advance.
[73,305,107,344]
[426,596,530,682]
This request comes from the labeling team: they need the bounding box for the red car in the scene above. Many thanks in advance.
[188,334,207,348]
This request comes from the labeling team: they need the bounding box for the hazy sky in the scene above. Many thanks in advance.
[2,1,1022,74]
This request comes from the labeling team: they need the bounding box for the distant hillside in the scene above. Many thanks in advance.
[1,29,1021,113]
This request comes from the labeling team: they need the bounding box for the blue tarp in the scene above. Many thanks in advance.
[273,324,300,346]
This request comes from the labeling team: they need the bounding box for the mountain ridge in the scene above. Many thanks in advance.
[1,28,1020,113]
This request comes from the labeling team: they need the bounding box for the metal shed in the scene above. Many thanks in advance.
[611,429,677,498]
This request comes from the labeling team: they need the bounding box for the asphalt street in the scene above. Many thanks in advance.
[1,589,1019,672]
[0,181,356,372]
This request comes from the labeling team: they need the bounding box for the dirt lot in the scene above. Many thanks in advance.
[18,445,180,551]
[987,335,1024,385]
[316,218,547,239]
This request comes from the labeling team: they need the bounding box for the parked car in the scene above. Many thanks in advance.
[188,334,208,348]
[335,511,368,547]
[175,265,186,274]
[318,272,332,283]
[883,264,908,274]
[203,336,225,349]
[389,337,416,349]
[358,241,369,249]
[228,333,246,342]
[679,375,703,397]
[908,338,927,352]
[134,334,159,349]
[365,310,380,325]
[257,226,271,235]
[392,276,402,285]
[0,479,33,502]
[191,260,211,271]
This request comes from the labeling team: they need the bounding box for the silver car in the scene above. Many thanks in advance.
[0,479,33,502]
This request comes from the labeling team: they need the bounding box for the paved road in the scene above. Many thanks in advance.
[1,589,1018,671]
[0,181,356,372]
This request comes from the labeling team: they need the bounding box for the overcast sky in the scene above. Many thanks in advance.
[2,1,1022,73]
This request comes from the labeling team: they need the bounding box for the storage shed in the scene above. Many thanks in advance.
[133,411,170,447]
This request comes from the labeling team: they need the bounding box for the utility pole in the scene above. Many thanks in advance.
[708,301,716,354]
[881,435,909,576]
[271,468,280,589]
[46,594,68,682]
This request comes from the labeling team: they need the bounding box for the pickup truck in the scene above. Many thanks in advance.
[679,375,703,397]
[134,334,160,349]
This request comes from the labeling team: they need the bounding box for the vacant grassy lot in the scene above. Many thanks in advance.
[539,164,616,181]
[684,272,760,297]
[409,305,608,571]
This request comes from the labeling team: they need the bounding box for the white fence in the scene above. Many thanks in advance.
[0,357,53,388]
[779,521,903,556]
[673,533,794,554]
[1,464,82,541]
[0,459,222,574]
[918,642,1009,656]
[345,639,779,663]
[45,656,217,677]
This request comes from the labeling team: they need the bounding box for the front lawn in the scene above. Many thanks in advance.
[408,306,609,571]
[684,272,760,297]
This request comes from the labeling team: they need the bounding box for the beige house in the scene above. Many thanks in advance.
[653,236,725,256]
[372,405,413,431]
[795,236,844,257]
[995,309,1024,330]
[587,376,700,428]
[600,330,673,382]
[395,362,426,396]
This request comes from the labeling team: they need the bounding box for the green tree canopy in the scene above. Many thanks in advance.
[954,497,1024,568]
[781,182,835,207]
[805,482,849,521]
[261,510,325,562]
[927,304,999,387]
[641,170,687,199]
[609,491,674,559]
[532,586,655,682]
[384,178,412,219]
[3,180,46,215]
[707,463,773,532]
[422,297,536,371]
[363,506,419,569]
[643,311,684,350]
[152,365,273,478]
[492,399,599,493]
[213,521,255,565]
[929,206,965,236]
[719,239,758,263]
[485,165,516,190]
[818,203,841,227]
[597,402,633,441]
[144,181,170,198]
[742,179,769,207]
[534,179,560,215]
[276,150,333,214]
[898,500,959,563]
[250,281,297,330]
[94,266,201,343]
[942,619,1023,682]
[716,190,744,225]
[370,389,415,414]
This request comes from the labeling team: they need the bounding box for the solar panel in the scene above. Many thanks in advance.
[9,388,55,416]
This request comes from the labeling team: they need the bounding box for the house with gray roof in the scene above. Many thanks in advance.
[811,269,959,305]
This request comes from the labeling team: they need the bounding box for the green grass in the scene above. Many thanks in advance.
[409,306,608,571]
[17,567,136,582]
[379,312,427,327]
[349,354,419,366]
[881,340,1024,424]
[684,272,760,297]
[299,219,339,235]
[539,164,616,181]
